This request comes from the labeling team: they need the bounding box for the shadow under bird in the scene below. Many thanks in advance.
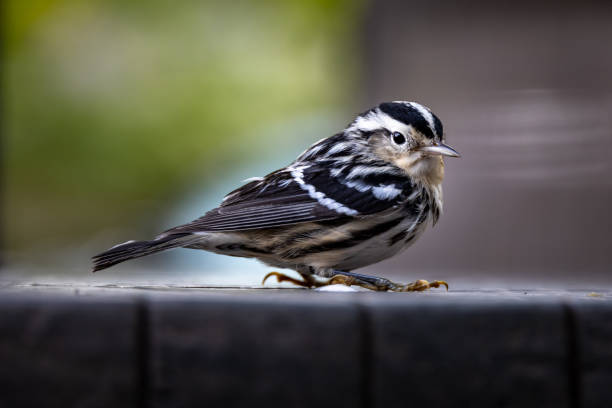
[93,101,460,291]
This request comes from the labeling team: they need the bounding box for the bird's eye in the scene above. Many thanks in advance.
[392,132,406,145]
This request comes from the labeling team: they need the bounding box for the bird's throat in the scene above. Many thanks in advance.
[394,155,445,188]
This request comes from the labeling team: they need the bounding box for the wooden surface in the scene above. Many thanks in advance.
[1,281,611,408]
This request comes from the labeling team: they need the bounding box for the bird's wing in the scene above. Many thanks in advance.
[161,162,412,234]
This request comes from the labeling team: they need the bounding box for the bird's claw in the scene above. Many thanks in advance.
[262,271,323,288]
[263,271,448,292]
[263,271,307,287]
[391,279,449,292]
[330,274,448,292]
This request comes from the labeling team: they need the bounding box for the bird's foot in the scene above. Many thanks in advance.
[262,270,448,292]
[262,272,325,288]
[388,279,449,292]
[328,271,448,292]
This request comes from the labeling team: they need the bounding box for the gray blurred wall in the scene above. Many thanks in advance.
[362,0,612,282]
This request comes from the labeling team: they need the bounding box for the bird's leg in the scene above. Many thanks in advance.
[262,270,448,292]
[262,271,327,288]
[327,270,448,292]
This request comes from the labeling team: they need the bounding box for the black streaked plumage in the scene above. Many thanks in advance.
[283,217,406,259]
[379,102,439,140]
[301,163,412,215]
[388,230,409,246]
[92,101,460,292]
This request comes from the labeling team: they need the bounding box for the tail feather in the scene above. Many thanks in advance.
[92,233,193,272]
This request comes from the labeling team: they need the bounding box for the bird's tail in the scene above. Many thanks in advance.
[92,233,196,272]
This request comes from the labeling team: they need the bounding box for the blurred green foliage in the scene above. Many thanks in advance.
[2,0,364,257]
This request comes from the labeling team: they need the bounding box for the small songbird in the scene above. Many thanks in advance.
[93,101,460,291]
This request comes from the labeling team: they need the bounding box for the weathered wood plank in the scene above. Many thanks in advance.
[0,295,138,408]
[364,298,568,408]
[149,295,362,408]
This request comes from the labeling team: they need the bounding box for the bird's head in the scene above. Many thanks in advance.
[348,101,460,185]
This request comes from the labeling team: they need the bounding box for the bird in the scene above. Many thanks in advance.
[92,101,460,291]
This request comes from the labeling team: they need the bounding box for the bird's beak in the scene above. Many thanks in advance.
[418,143,461,158]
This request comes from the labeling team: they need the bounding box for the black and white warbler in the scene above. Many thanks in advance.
[93,101,460,291]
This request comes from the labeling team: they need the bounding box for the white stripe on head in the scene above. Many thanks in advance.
[405,101,438,139]
[348,108,409,134]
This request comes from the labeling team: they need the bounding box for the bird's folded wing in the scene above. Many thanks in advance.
[161,164,410,234]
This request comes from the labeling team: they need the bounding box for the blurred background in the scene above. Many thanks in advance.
[2,0,611,287]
